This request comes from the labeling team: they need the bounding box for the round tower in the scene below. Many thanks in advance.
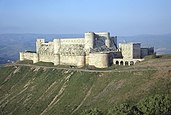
[19,52,24,61]
[89,53,109,68]
[33,53,39,63]
[76,56,85,67]
[84,32,94,53]
[53,39,61,54]
[54,54,60,65]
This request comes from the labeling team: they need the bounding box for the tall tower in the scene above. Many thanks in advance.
[53,39,60,65]
[84,32,94,53]
[36,39,45,53]
[104,32,111,48]
[95,32,111,48]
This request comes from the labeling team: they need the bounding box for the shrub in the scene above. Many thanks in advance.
[81,108,104,115]
[137,94,171,115]
[107,103,142,115]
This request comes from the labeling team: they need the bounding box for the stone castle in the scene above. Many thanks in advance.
[20,32,154,68]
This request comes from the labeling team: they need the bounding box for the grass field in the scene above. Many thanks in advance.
[0,55,171,114]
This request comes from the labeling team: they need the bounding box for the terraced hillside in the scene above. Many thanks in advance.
[0,56,171,115]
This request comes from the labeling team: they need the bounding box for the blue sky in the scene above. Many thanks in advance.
[0,0,171,35]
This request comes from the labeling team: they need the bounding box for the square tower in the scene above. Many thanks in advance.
[119,43,141,59]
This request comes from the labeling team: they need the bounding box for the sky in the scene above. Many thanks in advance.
[0,0,171,35]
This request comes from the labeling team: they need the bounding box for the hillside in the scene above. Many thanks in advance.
[0,56,171,115]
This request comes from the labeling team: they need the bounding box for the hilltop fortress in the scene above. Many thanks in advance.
[20,32,154,68]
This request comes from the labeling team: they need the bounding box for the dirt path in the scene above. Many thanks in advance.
[39,72,74,115]
[4,63,165,73]
[0,87,28,108]
[29,81,57,110]
[72,85,93,114]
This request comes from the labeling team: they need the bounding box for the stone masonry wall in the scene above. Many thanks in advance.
[60,55,85,67]
[39,54,54,63]
[20,52,38,63]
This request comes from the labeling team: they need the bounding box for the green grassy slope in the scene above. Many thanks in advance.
[0,61,171,114]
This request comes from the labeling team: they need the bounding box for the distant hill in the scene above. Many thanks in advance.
[0,33,171,64]
[118,34,171,54]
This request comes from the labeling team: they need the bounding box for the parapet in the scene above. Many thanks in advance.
[37,39,45,43]
[95,32,110,36]
[84,32,94,38]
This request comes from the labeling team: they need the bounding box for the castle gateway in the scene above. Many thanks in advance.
[20,32,154,68]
